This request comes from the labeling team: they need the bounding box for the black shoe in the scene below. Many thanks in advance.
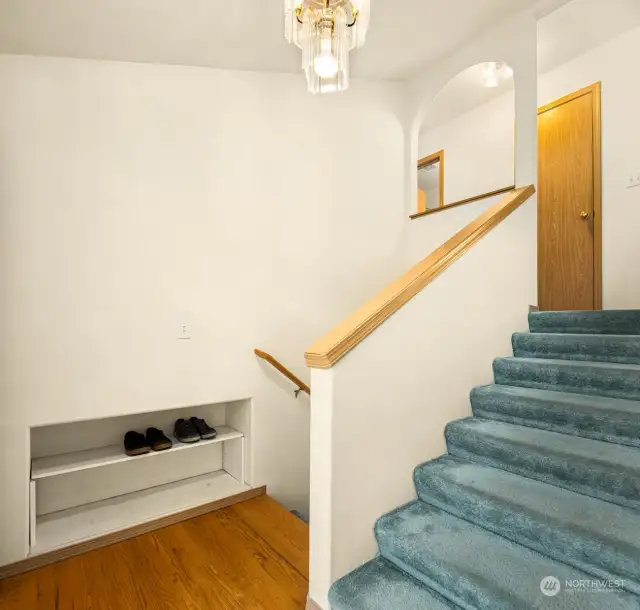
[174,418,200,443]
[124,431,150,456]
[190,417,217,440]
[146,427,173,452]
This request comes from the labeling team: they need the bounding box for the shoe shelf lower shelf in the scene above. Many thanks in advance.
[30,470,251,557]
[31,426,243,480]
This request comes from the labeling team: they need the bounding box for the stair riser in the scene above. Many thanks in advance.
[375,508,513,610]
[529,311,640,336]
[470,388,640,448]
[512,334,640,365]
[328,558,460,610]
[445,426,640,510]
[375,551,476,610]
[414,464,640,594]
[494,359,640,401]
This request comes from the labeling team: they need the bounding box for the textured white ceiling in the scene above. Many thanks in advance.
[0,0,545,80]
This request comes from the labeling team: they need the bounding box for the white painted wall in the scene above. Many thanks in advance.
[418,89,515,205]
[0,54,404,567]
[308,12,539,609]
[403,192,510,266]
[537,25,640,308]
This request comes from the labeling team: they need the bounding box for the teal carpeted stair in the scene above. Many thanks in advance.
[329,310,640,610]
[471,385,640,447]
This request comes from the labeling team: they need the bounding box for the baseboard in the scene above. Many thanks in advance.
[307,595,324,610]
[0,484,266,581]
[529,304,540,312]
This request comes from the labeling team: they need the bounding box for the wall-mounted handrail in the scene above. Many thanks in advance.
[255,349,311,397]
[305,185,536,369]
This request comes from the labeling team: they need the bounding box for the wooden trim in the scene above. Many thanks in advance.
[417,149,445,211]
[255,349,310,395]
[410,185,516,220]
[417,188,427,213]
[0,485,266,581]
[537,83,597,115]
[592,82,603,309]
[538,82,602,310]
[305,185,536,369]
[306,596,323,610]
[417,149,443,169]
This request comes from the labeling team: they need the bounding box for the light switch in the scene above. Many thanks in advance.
[177,319,191,340]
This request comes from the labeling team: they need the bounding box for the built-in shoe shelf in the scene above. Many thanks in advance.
[32,426,243,480]
[28,399,253,558]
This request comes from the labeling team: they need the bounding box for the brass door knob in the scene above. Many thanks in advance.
[580,211,590,220]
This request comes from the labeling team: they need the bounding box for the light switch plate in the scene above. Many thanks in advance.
[627,171,640,189]
[177,319,191,340]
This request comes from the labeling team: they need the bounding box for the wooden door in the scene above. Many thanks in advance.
[538,83,602,311]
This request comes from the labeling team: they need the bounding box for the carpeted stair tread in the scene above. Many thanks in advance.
[328,557,462,610]
[414,455,640,593]
[529,310,640,335]
[375,501,639,610]
[446,418,640,509]
[494,357,640,400]
[471,384,640,447]
[512,332,640,364]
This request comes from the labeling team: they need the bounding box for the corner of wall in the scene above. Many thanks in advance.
[0,425,30,566]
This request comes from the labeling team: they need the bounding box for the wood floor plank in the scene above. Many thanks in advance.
[229,495,309,579]
[182,507,307,610]
[50,554,92,610]
[0,496,309,610]
[153,515,246,609]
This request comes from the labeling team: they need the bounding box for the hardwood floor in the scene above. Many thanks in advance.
[0,495,309,610]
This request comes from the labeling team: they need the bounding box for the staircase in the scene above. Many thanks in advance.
[329,310,640,610]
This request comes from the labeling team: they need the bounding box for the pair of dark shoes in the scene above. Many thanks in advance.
[174,417,217,444]
[124,428,173,456]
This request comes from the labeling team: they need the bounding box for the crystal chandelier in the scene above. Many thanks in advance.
[284,0,371,94]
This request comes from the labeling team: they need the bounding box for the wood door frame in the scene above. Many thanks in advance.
[417,149,445,212]
[538,82,602,309]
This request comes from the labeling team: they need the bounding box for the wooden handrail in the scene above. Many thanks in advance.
[255,349,311,396]
[410,185,517,220]
[305,185,536,369]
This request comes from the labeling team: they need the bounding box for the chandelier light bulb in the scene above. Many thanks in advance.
[314,39,339,78]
